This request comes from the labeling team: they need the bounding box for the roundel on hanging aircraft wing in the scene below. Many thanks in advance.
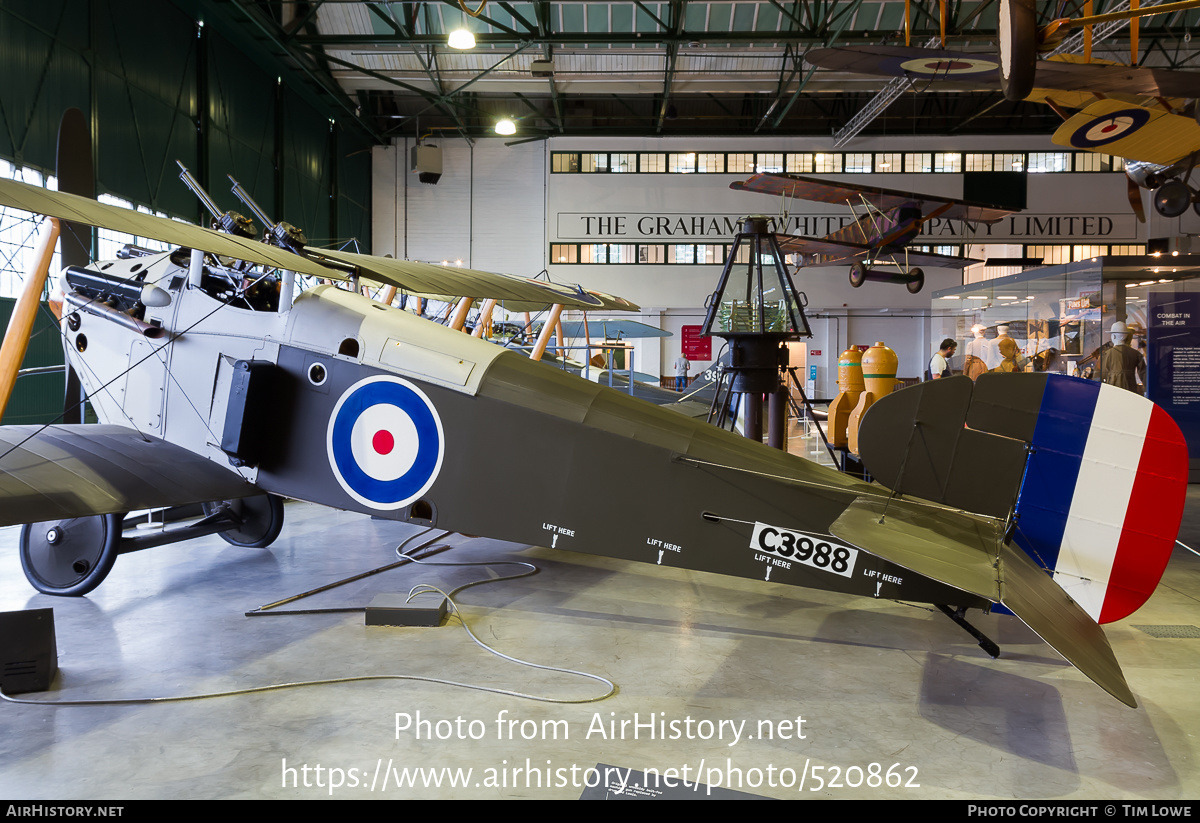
[327,375,444,510]
[1068,108,1152,148]
[898,56,998,75]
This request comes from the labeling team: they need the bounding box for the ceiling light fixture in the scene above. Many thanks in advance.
[495,118,516,135]
[448,28,475,49]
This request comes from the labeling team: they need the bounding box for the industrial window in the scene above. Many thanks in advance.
[757,153,784,173]
[697,153,725,173]
[671,244,696,263]
[638,244,665,263]
[580,244,608,263]
[0,160,61,298]
[610,153,637,173]
[844,154,871,173]
[641,153,667,173]
[697,244,726,264]
[905,153,932,173]
[813,153,842,173]
[551,244,578,263]
[551,152,579,172]
[786,154,814,174]
[726,153,755,173]
[1027,152,1070,173]
[1073,152,1121,172]
[1072,245,1106,261]
[1109,244,1146,255]
[668,153,697,173]
[580,153,608,172]
[932,153,961,173]
[964,153,992,172]
[1026,245,1070,265]
[609,243,637,262]
[875,153,902,173]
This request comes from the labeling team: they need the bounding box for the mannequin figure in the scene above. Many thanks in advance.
[1100,321,1147,395]
[964,324,990,381]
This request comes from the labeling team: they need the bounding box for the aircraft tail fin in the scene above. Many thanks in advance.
[858,373,1188,625]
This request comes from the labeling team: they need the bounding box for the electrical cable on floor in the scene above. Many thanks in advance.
[1,529,617,708]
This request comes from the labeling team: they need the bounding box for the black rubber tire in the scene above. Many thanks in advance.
[20,513,122,596]
[999,0,1037,102]
[202,495,285,548]
[1154,180,1193,218]
[849,262,868,288]
[906,268,925,294]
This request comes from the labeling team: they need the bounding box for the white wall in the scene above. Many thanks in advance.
[373,133,1162,395]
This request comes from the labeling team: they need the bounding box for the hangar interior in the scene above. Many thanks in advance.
[2,0,1200,800]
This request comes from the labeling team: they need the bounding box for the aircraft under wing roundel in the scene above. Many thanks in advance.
[1051,98,1200,165]
[803,45,1200,99]
[731,173,1014,292]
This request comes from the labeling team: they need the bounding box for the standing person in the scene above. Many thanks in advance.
[673,352,691,391]
[927,338,956,380]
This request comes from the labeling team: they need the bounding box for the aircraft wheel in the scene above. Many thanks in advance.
[20,513,122,596]
[998,0,1037,102]
[849,262,868,288]
[906,268,925,294]
[1153,179,1193,217]
[202,494,285,548]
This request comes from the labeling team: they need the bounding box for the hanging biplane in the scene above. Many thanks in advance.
[730,173,1016,293]
[804,42,1200,220]
[0,169,1188,709]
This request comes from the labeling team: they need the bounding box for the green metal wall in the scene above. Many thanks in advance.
[0,0,372,246]
[0,299,65,425]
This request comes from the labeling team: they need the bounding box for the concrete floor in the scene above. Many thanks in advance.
[1,432,1199,799]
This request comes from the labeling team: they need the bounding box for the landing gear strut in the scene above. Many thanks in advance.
[18,495,286,596]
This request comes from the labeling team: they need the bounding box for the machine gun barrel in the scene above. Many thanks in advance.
[228,174,307,254]
[176,161,257,240]
[176,161,223,222]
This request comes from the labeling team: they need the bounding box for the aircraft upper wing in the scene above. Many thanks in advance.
[0,425,256,527]
[732,174,1013,224]
[804,45,1200,99]
[313,248,638,312]
[777,233,980,270]
[0,176,638,312]
[0,177,338,278]
[1051,99,1200,165]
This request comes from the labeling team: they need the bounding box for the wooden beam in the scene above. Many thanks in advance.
[0,218,61,418]
[530,304,564,361]
[472,298,497,337]
[449,296,474,331]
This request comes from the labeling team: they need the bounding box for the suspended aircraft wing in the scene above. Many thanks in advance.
[0,425,255,525]
[776,233,980,270]
[804,45,1200,98]
[1051,99,1200,165]
[312,248,638,312]
[0,176,638,312]
[731,174,1014,224]
[557,319,671,339]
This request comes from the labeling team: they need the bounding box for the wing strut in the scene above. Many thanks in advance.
[0,217,60,418]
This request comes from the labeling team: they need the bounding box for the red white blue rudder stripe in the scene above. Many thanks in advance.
[1011,375,1187,624]
[327,375,445,510]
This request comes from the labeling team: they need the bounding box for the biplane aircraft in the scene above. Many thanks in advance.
[804,44,1200,220]
[730,173,1016,293]
[0,170,1188,709]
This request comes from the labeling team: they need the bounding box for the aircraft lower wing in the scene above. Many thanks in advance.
[1051,99,1200,165]
[830,496,1135,707]
[0,425,255,526]
[777,234,979,270]
[804,45,1200,99]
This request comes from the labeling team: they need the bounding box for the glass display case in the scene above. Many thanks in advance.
[931,255,1200,478]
